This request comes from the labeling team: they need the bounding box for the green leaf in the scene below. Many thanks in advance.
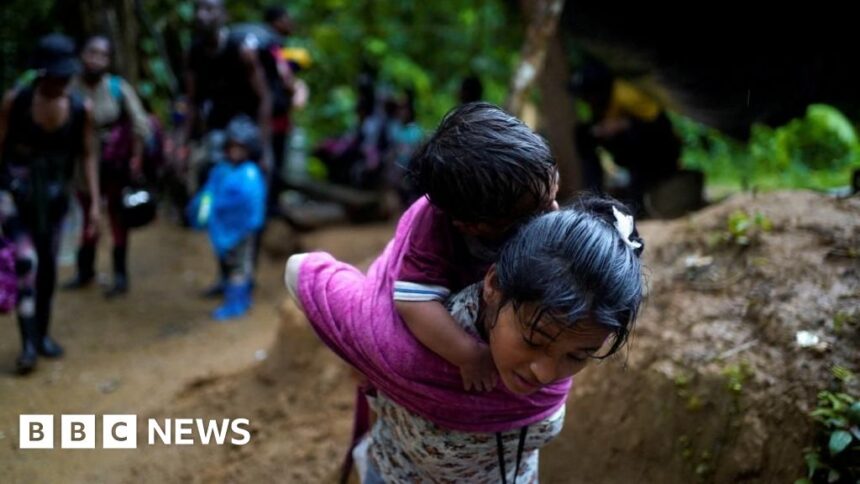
[365,38,387,56]
[827,468,840,483]
[849,402,860,424]
[794,479,812,484]
[177,2,194,23]
[754,213,773,232]
[137,80,155,99]
[140,38,156,55]
[811,409,836,419]
[826,417,849,428]
[804,451,822,479]
[829,430,853,455]
[827,393,848,412]
[832,367,855,383]
[808,104,857,146]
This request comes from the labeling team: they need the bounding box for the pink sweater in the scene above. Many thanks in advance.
[295,197,571,432]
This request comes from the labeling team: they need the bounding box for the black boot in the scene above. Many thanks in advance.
[200,258,229,299]
[37,335,64,358]
[16,316,39,375]
[104,246,128,299]
[62,245,96,290]
[33,276,64,358]
[36,312,64,359]
[36,316,64,357]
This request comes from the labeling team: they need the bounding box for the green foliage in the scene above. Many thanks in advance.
[832,365,855,384]
[281,0,522,144]
[801,389,860,483]
[832,312,860,334]
[672,105,860,191]
[710,210,772,247]
[0,0,59,91]
[721,362,752,394]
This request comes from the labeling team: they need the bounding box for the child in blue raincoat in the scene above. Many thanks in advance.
[189,115,266,320]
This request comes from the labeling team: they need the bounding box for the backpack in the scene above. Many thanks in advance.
[100,75,134,169]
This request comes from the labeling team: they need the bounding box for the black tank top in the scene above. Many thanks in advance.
[1,85,85,233]
[188,31,260,131]
[2,85,86,185]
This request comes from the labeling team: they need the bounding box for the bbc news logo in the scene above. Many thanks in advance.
[19,415,251,449]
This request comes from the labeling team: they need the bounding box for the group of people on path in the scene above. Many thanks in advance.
[0,33,151,375]
[0,0,308,374]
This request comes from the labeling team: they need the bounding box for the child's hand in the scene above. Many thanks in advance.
[459,342,498,392]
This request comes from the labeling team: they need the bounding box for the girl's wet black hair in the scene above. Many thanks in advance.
[491,194,644,357]
[408,102,557,223]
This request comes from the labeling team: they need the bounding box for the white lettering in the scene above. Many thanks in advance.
[196,419,230,445]
[148,419,171,445]
[230,419,251,445]
[174,418,194,445]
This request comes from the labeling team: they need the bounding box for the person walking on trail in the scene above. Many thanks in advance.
[181,0,273,183]
[233,5,308,213]
[0,34,101,375]
[261,5,308,214]
[188,115,266,321]
[63,34,152,298]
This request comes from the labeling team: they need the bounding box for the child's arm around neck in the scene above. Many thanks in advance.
[396,299,497,392]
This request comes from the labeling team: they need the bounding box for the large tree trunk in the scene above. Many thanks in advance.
[537,33,582,196]
[115,0,139,83]
[505,0,565,118]
[505,0,580,195]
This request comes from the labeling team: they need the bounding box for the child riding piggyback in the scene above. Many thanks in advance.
[392,102,559,390]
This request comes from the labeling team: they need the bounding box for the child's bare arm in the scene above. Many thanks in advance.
[395,300,497,391]
[396,300,474,364]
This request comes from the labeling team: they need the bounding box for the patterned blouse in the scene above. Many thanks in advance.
[363,283,567,483]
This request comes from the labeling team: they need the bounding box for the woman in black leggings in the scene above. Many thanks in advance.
[0,34,100,374]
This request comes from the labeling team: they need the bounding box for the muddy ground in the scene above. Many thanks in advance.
[0,191,857,483]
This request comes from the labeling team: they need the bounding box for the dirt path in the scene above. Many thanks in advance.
[0,218,391,482]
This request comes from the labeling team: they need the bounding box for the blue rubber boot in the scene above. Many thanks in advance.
[212,283,251,321]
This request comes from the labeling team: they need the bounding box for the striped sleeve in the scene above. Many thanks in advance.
[393,281,451,302]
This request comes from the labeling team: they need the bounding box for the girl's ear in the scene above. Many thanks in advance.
[482,265,500,305]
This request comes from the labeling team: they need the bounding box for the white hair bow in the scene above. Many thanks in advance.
[612,206,642,250]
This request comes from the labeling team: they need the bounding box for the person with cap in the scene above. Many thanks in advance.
[0,34,100,374]
[63,34,152,298]
[187,115,266,321]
